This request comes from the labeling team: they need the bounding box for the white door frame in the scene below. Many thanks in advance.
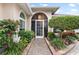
[35,20,44,38]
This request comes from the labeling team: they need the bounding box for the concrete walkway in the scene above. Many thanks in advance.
[27,38,51,55]
[66,42,79,55]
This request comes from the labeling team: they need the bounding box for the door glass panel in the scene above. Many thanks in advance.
[36,21,43,37]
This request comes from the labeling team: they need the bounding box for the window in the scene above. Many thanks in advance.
[20,12,25,19]
[20,12,25,30]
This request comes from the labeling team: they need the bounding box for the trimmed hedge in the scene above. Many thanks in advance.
[49,16,79,30]
[19,30,34,42]
[48,32,56,40]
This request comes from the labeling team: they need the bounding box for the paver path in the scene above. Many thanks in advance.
[66,42,79,55]
[27,38,51,55]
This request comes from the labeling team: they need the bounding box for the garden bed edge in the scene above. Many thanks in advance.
[45,38,77,55]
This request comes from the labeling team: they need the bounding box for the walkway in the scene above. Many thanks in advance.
[66,42,79,55]
[27,38,51,55]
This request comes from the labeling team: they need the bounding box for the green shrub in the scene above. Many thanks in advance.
[0,19,34,55]
[51,38,66,50]
[75,34,79,40]
[0,29,10,48]
[48,32,56,40]
[0,19,32,55]
[19,38,28,49]
[0,19,19,48]
[19,30,34,42]
[0,19,19,34]
[3,30,34,55]
[66,36,77,43]
[4,38,29,55]
[24,31,34,40]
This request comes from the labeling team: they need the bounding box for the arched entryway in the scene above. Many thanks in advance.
[31,12,48,38]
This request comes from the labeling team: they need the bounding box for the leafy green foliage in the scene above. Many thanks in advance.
[0,19,19,33]
[48,32,66,50]
[4,38,29,55]
[48,32,56,40]
[0,19,33,55]
[49,16,79,30]
[75,34,79,40]
[66,36,77,43]
[0,19,19,48]
[19,30,34,42]
[0,31,30,55]
[51,38,66,50]
[3,30,34,55]
[61,32,78,44]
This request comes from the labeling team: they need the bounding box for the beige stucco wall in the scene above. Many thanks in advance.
[45,12,53,32]
[0,3,30,31]
[25,15,31,30]
[0,3,19,20]
[0,4,3,19]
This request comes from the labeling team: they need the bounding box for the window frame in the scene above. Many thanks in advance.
[19,12,26,30]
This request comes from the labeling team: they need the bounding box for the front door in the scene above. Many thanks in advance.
[35,20,44,38]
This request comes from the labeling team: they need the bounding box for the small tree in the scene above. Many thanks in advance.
[49,16,79,30]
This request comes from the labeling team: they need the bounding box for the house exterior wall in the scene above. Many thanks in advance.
[0,3,31,31]
[26,16,31,30]
[0,3,19,20]
[45,12,53,32]
[0,3,55,33]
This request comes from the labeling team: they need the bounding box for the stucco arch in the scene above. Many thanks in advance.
[31,11,48,20]
[19,10,27,19]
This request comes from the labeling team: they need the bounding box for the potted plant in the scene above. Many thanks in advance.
[53,28,63,37]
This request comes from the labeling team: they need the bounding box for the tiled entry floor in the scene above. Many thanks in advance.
[27,38,51,55]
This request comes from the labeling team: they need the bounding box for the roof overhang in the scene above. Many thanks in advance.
[18,3,32,16]
[31,7,59,14]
